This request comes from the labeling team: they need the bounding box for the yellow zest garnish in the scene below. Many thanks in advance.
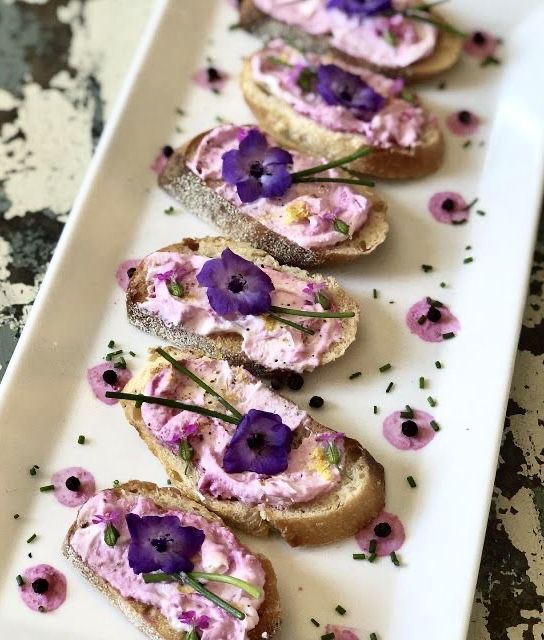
[177,585,194,594]
[309,446,333,481]
[263,316,278,331]
[284,201,310,224]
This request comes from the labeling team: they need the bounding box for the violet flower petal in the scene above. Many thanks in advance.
[326,0,392,17]
[237,176,263,203]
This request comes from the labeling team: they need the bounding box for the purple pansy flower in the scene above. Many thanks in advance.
[317,65,385,121]
[196,248,274,317]
[223,409,293,475]
[326,0,392,18]
[221,129,293,203]
[126,513,205,575]
[178,610,211,631]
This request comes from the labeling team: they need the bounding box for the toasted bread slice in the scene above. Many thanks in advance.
[63,481,281,640]
[158,133,389,268]
[239,0,463,81]
[126,237,359,377]
[241,58,444,179]
[119,347,386,546]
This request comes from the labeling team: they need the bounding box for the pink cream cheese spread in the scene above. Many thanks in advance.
[187,124,370,250]
[138,250,345,372]
[141,360,342,506]
[253,0,437,68]
[251,41,428,147]
[70,490,266,640]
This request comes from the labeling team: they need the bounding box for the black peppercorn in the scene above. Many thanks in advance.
[458,110,471,124]
[162,145,174,158]
[126,267,136,278]
[473,31,486,45]
[401,420,419,437]
[65,476,81,492]
[374,522,392,538]
[426,306,442,323]
[207,67,221,82]
[441,198,455,212]
[286,373,304,391]
[32,578,49,594]
[309,395,324,409]
[102,369,118,386]
[270,376,284,391]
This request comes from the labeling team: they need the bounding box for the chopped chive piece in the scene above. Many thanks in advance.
[368,553,377,563]
[27,533,37,543]
[464,257,474,264]
[113,480,120,487]
[129,351,136,357]
[77,435,86,445]
[106,349,123,360]
[442,332,455,340]
[16,574,24,587]
[379,363,391,373]
[383,28,397,46]
[370,634,378,640]
[40,485,55,492]
[417,315,426,325]
[335,605,346,615]
[390,551,400,566]
[368,539,377,554]
[321,634,335,640]
[311,618,320,627]
[430,420,440,432]
[426,297,443,307]
[421,264,433,273]
[333,218,350,235]
[465,198,479,210]
[481,55,501,66]
[400,405,414,419]
[476,209,486,216]
[164,206,175,215]
[440,282,447,288]
[114,357,127,369]
[465,245,472,250]
[462,140,472,148]
[14,513,20,519]
[353,553,366,560]
[427,396,437,407]
[373,288,378,299]
[407,475,417,488]
[29,467,37,476]
[385,382,394,393]
[435,361,442,369]
[419,376,425,389]
[228,21,241,30]
[349,371,362,380]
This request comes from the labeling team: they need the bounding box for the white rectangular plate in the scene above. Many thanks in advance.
[1,1,544,638]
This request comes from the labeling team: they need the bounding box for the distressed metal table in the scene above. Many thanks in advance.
[0,1,542,637]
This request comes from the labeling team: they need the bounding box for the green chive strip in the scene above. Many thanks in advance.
[321,634,336,640]
[370,634,379,640]
[311,618,320,627]
[419,376,425,389]
[27,534,37,543]
[294,176,375,188]
[268,312,315,336]
[421,264,433,273]
[401,405,414,419]
[104,392,240,424]
[190,572,262,599]
[369,539,377,554]
[157,348,242,419]
[353,553,366,560]
[77,435,86,445]
[464,257,474,264]
[430,420,440,432]
[269,305,355,319]
[107,340,115,348]
[335,605,346,615]
[379,363,391,372]
[390,551,401,566]
[373,288,378,299]
[427,396,437,407]
[442,332,456,340]
[291,147,372,179]
[368,553,377,563]
[373,405,378,414]
[407,475,417,488]
[386,382,394,393]
[403,10,466,37]
[39,485,55,492]
[16,574,24,587]
[435,361,442,369]
[349,371,362,380]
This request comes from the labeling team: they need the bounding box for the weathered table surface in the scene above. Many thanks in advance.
[0,1,542,638]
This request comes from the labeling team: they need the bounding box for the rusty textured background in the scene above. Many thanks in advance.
[0,1,542,637]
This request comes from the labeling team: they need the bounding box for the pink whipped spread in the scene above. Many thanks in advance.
[70,490,266,639]
[253,0,437,68]
[138,250,345,372]
[251,41,427,147]
[187,125,370,249]
[141,360,342,506]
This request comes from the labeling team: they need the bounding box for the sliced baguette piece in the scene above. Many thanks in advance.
[158,131,388,268]
[241,57,444,179]
[239,0,463,81]
[63,480,281,640]
[120,347,386,547]
[126,236,359,377]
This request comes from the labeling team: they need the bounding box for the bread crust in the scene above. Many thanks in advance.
[241,59,444,179]
[119,347,386,546]
[158,133,389,268]
[63,480,281,640]
[126,237,360,377]
[239,0,463,81]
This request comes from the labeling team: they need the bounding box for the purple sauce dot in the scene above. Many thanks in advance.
[406,297,460,343]
[115,259,140,291]
[19,565,66,613]
[356,511,405,556]
[87,361,132,405]
[383,409,436,451]
[192,67,229,92]
[428,191,469,225]
[446,110,481,136]
[463,30,499,59]
[51,467,96,507]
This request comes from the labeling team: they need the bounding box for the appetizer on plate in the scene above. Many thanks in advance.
[241,41,444,178]
[159,124,388,268]
[126,237,360,376]
[109,347,385,546]
[239,0,464,80]
[64,481,281,639]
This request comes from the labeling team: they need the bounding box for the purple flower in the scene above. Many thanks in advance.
[221,129,293,203]
[178,610,210,631]
[196,248,274,317]
[92,510,121,526]
[326,0,392,17]
[316,431,345,445]
[223,409,293,475]
[126,513,205,574]
[156,269,174,282]
[317,64,385,121]
[302,282,326,297]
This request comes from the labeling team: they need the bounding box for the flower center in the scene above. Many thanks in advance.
[339,87,353,102]
[249,161,264,179]
[228,274,247,294]
[150,535,172,553]
[374,522,392,538]
[247,432,266,450]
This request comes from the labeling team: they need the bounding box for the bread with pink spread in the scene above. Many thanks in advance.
[119,347,386,546]
[239,0,463,81]
[126,237,360,376]
[63,481,281,640]
[158,126,388,268]
[241,42,444,179]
